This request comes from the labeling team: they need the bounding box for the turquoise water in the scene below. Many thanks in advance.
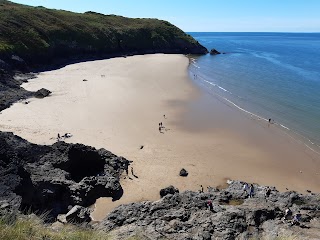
[188,32,320,150]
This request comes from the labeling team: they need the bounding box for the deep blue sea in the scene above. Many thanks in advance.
[188,32,320,151]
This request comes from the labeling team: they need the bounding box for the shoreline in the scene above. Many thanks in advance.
[0,54,320,221]
[188,64,320,157]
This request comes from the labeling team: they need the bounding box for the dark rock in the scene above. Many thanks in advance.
[0,132,129,219]
[65,205,91,223]
[99,180,320,239]
[34,88,51,98]
[179,168,188,177]
[209,48,221,55]
[160,186,179,198]
[10,55,28,71]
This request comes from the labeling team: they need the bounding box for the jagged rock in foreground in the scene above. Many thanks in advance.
[0,132,129,218]
[99,181,320,240]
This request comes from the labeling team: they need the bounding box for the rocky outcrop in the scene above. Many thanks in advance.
[0,132,129,219]
[0,70,34,111]
[160,186,179,198]
[210,48,221,55]
[99,181,320,239]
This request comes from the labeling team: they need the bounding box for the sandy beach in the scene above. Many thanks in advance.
[0,54,320,221]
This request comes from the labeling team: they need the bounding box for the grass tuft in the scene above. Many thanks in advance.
[0,215,110,240]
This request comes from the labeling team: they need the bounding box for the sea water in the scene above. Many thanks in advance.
[188,32,320,151]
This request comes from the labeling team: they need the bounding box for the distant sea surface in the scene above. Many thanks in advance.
[188,32,320,151]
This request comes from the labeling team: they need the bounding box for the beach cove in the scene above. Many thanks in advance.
[0,54,320,221]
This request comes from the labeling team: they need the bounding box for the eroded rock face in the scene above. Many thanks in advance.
[99,181,320,240]
[160,186,179,198]
[0,132,129,218]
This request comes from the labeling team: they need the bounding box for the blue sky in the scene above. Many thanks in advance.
[10,0,320,32]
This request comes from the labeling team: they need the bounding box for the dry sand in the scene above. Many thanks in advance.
[0,54,320,221]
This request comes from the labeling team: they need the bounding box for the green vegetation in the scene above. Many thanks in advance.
[0,0,206,67]
[0,215,110,240]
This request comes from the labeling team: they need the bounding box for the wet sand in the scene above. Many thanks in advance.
[0,54,320,221]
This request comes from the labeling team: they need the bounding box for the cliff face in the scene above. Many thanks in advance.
[0,0,207,70]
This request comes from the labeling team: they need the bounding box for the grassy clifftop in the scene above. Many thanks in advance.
[0,0,207,68]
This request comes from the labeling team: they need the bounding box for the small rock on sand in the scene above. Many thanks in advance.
[179,168,188,177]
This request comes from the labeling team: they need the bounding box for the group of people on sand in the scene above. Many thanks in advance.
[57,132,72,141]
[158,114,167,133]
[124,163,138,180]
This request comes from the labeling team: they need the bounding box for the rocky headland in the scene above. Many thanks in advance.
[0,0,208,111]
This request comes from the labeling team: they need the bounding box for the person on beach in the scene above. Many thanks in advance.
[163,114,166,119]
[207,199,213,211]
[243,183,249,197]
[200,185,204,193]
[291,212,301,226]
[284,208,293,221]
[265,187,271,199]
[249,184,254,198]
[159,126,162,133]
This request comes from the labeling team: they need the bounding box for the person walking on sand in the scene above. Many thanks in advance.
[159,126,162,133]
[163,114,166,119]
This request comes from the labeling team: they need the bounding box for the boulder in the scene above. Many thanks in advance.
[209,48,221,55]
[179,168,188,177]
[34,88,51,98]
[160,185,179,198]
